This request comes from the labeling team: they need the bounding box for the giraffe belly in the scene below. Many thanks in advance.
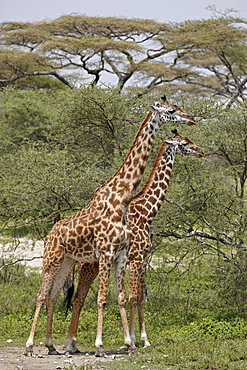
[64,243,99,263]
[65,252,98,263]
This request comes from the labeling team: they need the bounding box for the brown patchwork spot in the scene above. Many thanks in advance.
[154,189,161,198]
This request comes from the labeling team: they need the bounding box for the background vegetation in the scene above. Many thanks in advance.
[0,9,247,369]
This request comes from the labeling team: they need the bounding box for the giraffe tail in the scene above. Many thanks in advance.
[63,267,76,316]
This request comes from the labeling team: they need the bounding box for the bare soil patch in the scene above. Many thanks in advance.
[0,346,129,370]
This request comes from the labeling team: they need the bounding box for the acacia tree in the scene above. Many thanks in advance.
[0,16,170,89]
[1,14,247,103]
[162,17,247,105]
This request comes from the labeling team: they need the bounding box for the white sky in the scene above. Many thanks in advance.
[0,0,246,23]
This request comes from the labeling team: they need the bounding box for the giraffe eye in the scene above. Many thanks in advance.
[168,109,176,114]
[182,142,188,146]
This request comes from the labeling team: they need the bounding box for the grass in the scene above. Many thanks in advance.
[108,338,247,370]
[62,337,247,370]
[2,259,247,369]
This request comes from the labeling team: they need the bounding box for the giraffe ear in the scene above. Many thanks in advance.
[161,95,167,102]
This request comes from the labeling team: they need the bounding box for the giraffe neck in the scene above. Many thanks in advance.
[128,144,175,223]
[94,111,162,209]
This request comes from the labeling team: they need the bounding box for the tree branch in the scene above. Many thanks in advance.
[0,256,43,270]
[0,70,72,87]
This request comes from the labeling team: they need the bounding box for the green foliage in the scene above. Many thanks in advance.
[0,86,155,237]
[0,88,58,153]
[0,260,40,318]
[182,317,247,339]
[54,85,148,163]
[0,258,26,285]
[214,249,247,315]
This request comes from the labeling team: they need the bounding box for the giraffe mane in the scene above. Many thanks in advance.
[132,142,168,200]
[93,111,153,193]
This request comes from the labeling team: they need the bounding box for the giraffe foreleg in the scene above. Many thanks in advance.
[137,262,151,348]
[45,257,76,355]
[129,260,140,348]
[65,262,99,353]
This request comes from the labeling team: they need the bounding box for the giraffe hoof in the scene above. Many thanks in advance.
[48,350,61,355]
[128,345,136,354]
[95,347,106,357]
[24,346,34,356]
[46,345,62,355]
[68,349,82,355]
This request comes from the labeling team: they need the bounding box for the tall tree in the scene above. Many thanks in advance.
[1,14,246,102]
[0,16,169,89]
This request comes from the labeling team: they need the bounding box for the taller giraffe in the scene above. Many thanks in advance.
[63,129,204,353]
[25,96,196,357]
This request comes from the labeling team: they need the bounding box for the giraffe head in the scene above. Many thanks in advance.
[149,95,196,125]
[163,129,205,157]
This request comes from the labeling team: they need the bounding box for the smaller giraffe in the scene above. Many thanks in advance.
[64,129,205,353]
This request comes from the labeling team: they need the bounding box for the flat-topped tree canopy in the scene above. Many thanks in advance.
[1,13,247,102]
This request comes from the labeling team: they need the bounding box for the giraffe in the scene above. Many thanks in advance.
[127,129,204,348]
[25,96,196,357]
[63,129,204,353]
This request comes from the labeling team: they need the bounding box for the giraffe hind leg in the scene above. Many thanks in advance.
[25,268,61,356]
[25,256,75,356]
[45,257,76,354]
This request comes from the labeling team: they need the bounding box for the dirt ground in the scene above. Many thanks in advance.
[0,345,129,370]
